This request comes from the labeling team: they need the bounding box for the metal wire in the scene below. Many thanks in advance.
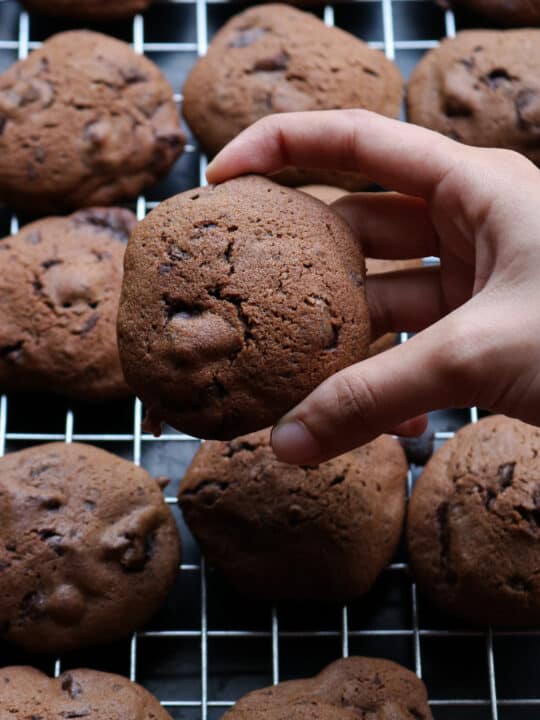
[0,1,537,717]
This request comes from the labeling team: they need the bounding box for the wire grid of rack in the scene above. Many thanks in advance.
[0,0,539,718]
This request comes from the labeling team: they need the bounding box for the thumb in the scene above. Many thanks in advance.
[271,305,488,464]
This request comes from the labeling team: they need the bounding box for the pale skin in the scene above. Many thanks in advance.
[206,109,540,465]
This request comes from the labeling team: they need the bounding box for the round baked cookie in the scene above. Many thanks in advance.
[183,4,403,190]
[179,429,407,601]
[407,30,540,166]
[408,415,540,626]
[224,657,432,720]
[437,0,540,27]
[0,666,172,720]
[0,442,180,654]
[118,175,370,440]
[0,208,134,401]
[20,0,154,20]
[0,31,184,213]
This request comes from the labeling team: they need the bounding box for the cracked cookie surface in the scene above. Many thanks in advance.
[0,30,184,213]
[0,666,172,719]
[183,4,403,190]
[117,175,370,439]
[0,208,134,401]
[223,657,432,720]
[408,415,540,625]
[179,429,407,601]
[0,442,180,654]
[407,30,540,166]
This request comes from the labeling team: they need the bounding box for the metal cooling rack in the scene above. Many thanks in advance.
[0,1,539,718]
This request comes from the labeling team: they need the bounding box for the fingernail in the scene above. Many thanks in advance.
[271,420,319,465]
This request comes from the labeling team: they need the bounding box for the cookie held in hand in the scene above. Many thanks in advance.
[0,443,180,654]
[118,175,370,439]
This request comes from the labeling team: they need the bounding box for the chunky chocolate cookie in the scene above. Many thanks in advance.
[183,4,403,190]
[0,442,180,654]
[408,415,540,626]
[407,30,540,166]
[20,0,154,20]
[438,0,540,27]
[224,657,432,720]
[118,175,370,439]
[0,30,184,213]
[179,429,407,601]
[0,208,133,401]
[0,666,172,719]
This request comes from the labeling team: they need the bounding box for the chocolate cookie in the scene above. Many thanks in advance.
[438,0,540,27]
[0,30,184,213]
[224,657,432,720]
[408,415,540,626]
[0,208,134,401]
[0,442,180,654]
[182,4,403,190]
[20,0,154,20]
[0,666,172,719]
[179,429,407,601]
[118,175,370,439]
[407,30,540,166]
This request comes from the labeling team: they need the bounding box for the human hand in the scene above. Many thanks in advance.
[206,109,540,464]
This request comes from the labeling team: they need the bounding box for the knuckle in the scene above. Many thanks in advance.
[331,370,378,424]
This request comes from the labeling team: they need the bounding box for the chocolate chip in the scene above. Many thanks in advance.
[229,26,266,48]
[444,97,473,118]
[19,591,43,620]
[224,440,257,458]
[362,67,379,77]
[121,67,148,84]
[61,673,83,699]
[0,340,23,361]
[253,51,289,72]
[79,313,99,336]
[483,68,517,90]
[0,116,5,135]
[497,462,515,489]
[41,258,62,269]
[72,208,135,243]
[507,575,532,593]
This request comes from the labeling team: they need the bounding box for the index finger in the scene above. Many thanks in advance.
[206,109,464,200]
